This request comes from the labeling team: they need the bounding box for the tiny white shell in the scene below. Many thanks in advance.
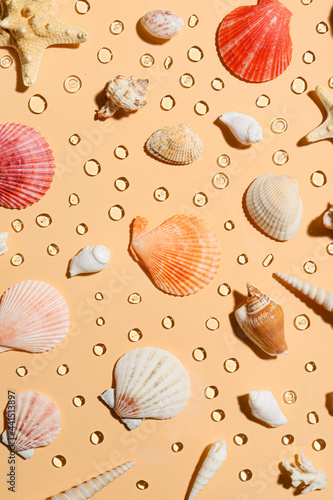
[249,390,287,427]
[188,440,227,499]
[141,10,184,39]
[0,231,8,256]
[284,452,327,494]
[69,245,111,277]
[219,111,263,145]
[323,206,333,230]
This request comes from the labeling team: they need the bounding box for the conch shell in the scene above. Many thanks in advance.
[48,461,135,499]
[219,111,263,145]
[235,283,288,356]
[0,231,8,256]
[140,10,184,39]
[249,390,287,427]
[323,206,333,230]
[276,271,333,312]
[284,453,327,494]
[98,76,149,119]
[187,440,227,499]
[69,245,111,277]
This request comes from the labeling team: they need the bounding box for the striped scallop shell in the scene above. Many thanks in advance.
[0,280,70,353]
[100,347,191,430]
[0,123,55,209]
[217,0,293,83]
[246,174,303,241]
[129,214,221,296]
[1,392,62,459]
[146,124,203,165]
[140,10,184,39]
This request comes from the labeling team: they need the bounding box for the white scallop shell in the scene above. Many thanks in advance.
[1,392,62,459]
[249,390,287,427]
[246,174,303,241]
[141,10,184,39]
[188,440,227,499]
[98,76,149,118]
[0,231,8,255]
[100,347,191,430]
[219,111,263,145]
[69,245,111,277]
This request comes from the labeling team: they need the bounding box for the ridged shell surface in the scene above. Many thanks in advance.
[276,272,333,312]
[129,214,221,296]
[0,280,70,353]
[146,125,203,165]
[98,76,148,119]
[0,123,55,209]
[217,0,293,82]
[249,390,288,427]
[188,440,227,499]
[140,10,184,39]
[246,174,303,241]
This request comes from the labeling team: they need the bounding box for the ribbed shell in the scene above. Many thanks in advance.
[146,124,203,165]
[0,123,55,209]
[188,441,227,500]
[249,390,287,427]
[129,214,221,296]
[112,347,190,421]
[98,76,149,118]
[276,272,333,312]
[0,280,70,353]
[217,0,293,83]
[4,392,61,456]
[246,174,303,241]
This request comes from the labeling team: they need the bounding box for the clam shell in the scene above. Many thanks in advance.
[100,347,191,430]
[245,174,303,241]
[0,280,70,353]
[129,214,221,296]
[0,123,55,209]
[140,10,184,39]
[146,124,203,165]
[249,390,287,427]
[1,392,62,459]
[69,245,111,277]
[188,441,227,499]
[98,76,149,119]
[218,0,293,82]
[235,283,288,356]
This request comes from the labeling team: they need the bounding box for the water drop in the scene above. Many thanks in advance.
[84,159,101,176]
[76,223,88,235]
[205,386,219,399]
[162,316,174,329]
[73,396,85,407]
[16,366,28,377]
[326,243,333,255]
[12,219,24,232]
[90,431,104,444]
[11,253,24,266]
[217,154,230,167]
[180,73,195,88]
[212,172,229,189]
[110,20,124,34]
[311,171,327,187]
[164,56,173,69]
[234,434,248,446]
[218,283,231,296]
[271,118,288,134]
[224,358,239,373]
[28,94,47,114]
[97,47,112,63]
[282,434,294,445]
[303,260,317,274]
[136,480,149,490]
[57,364,69,376]
[273,150,289,165]
[52,455,67,468]
[109,205,125,221]
[211,409,225,422]
[307,411,319,424]
[47,243,59,256]
[95,292,104,301]
[194,101,209,115]
[171,442,184,452]
[205,317,219,331]
[192,348,207,361]
[69,193,80,206]
[0,55,13,68]
[224,221,235,231]
[303,51,315,64]
[161,95,175,111]
[283,390,297,404]
[69,134,81,145]
[64,75,82,93]
[291,77,307,94]
[262,254,274,267]
[96,317,105,326]
[140,54,154,68]
[312,439,326,451]
[36,213,52,227]
[237,254,248,265]
[114,145,128,159]
[188,14,199,27]
[128,329,143,342]
[301,0,312,4]
[93,343,107,356]
[239,469,253,482]
[115,177,129,191]
[75,0,90,14]
[187,46,203,62]
[193,192,208,207]
[305,361,317,372]
[211,78,224,90]
[256,95,270,108]
[128,293,141,304]
[154,187,169,201]
[328,77,333,89]
[316,22,328,34]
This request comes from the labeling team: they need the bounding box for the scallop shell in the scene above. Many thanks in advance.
[249,390,287,427]
[0,280,70,353]
[276,271,333,312]
[48,461,135,499]
[235,283,288,356]
[100,347,191,430]
[129,214,221,296]
[146,124,203,165]
[245,174,303,241]
[0,231,8,256]
[188,441,227,499]
[323,206,333,230]
[69,245,111,276]
[98,76,149,119]
[219,111,263,145]
[140,10,184,39]
[217,0,293,83]
[0,123,55,209]
[1,392,62,459]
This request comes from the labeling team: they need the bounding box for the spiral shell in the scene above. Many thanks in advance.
[188,441,227,499]
[249,390,287,427]
[219,111,263,145]
[69,245,111,277]
[98,76,149,119]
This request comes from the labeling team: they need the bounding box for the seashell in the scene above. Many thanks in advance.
[276,271,333,312]
[0,123,55,209]
[249,390,287,427]
[69,245,111,277]
[1,392,62,459]
[188,440,227,499]
[98,76,149,119]
[306,86,333,143]
[0,280,70,354]
[146,124,203,165]
[217,0,293,83]
[323,206,333,230]
[0,231,8,256]
[284,452,327,494]
[235,282,288,356]
[219,111,263,145]
[100,347,191,430]
[48,461,135,499]
[245,174,303,241]
[129,214,221,296]
[140,10,184,39]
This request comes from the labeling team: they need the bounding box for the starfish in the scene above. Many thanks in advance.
[306,85,333,143]
[0,0,88,86]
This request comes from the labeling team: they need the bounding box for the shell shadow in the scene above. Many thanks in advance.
[184,444,212,500]
[214,117,251,150]
[297,90,333,147]
[307,204,332,237]
[135,19,169,45]
[325,392,333,416]
[237,394,271,428]
[277,462,293,492]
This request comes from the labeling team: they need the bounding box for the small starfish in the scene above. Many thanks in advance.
[0,0,88,86]
[306,85,333,143]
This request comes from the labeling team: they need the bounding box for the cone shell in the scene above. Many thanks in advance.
[98,76,148,119]
[48,461,135,499]
[129,214,221,296]
[188,441,227,500]
[235,283,288,356]
[146,124,203,165]
[2,392,62,459]
[0,280,70,353]
[0,123,55,209]
[246,174,303,241]
[69,245,111,276]
[249,390,287,427]
[100,347,191,429]
[140,10,184,39]
[217,0,293,83]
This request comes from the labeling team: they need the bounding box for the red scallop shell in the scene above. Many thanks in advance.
[0,123,55,209]
[217,0,293,83]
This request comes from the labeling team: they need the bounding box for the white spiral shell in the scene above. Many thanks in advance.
[219,111,263,145]
[249,390,287,427]
[0,231,8,256]
[69,245,111,277]
[188,440,227,499]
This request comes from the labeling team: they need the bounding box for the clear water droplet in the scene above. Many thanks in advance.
[256,95,270,108]
[73,396,85,407]
[115,177,129,191]
[154,187,169,201]
[69,193,80,206]
[11,253,24,266]
[95,292,104,301]
[36,213,52,227]
[262,254,274,267]
[90,431,104,444]
[136,480,149,490]
[273,150,289,165]
[224,220,235,231]
[211,409,225,422]
[234,434,248,446]
[93,343,107,356]
[312,439,326,451]
[192,347,207,361]
[188,14,199,27]
[301,0,312,4]
[75,0,90,14]
[303,51,315,64]
[211,78,224,90]
[205,386,219,399]
[237,254,248,265]
[187,46,203,62]
[224,358,239,373]
[16,366,28,377]
[96,317,105,326]
[239,469,253,482]
[206,317,219,331]
[316,22,328,34]
[84,159,101,176]
[12,219,24,232]
[217,154,230,167]
[212,172,229,189]
[193,192,208,207]
[57,364,69,376]
[161,95,175,111]
[164,56,173,69]
[0,55,13,68]
[128,293,141,304]
[311,171,327,187]
[291,77,307,94]
[140,53,154,68]
[162,316,174,329]
[52,455,67,468]
[283,390,297,404]
[28,94,47,114]
[64,75,82,93]
[97,47,112,64]
[218,283,231,296]
[282,434,294,445]
[109,205,125,221]
[328,77,333,89]
[271,118,288,134]
[69,134,81,145]
[307,411,319,424]
[303,260,317,274]
[305,361,317,372]
[76,223,88,235]
[171,442,184,452]
[110,20,124,34]
[114,145,128,159]
[294,314,310,331]
[47,243,59,256]
[128,328,142,342]
[180,73,195,88]
[326,243,333,255]
[194,101,209,115]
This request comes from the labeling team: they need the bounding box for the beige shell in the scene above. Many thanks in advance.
[146,124,203,164]
[245,174,303,241]
[188,440,227,499]
[98,76,149,118]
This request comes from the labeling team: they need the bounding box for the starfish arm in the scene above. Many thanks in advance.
[316,85,333,110]
[306,116,333,142]
[15,37,48,86]
[39,17,88,46]
[0,27,11,46]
